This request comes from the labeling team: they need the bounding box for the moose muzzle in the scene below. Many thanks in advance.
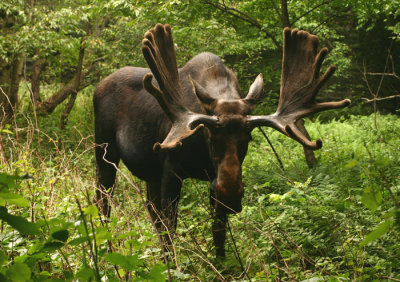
[214,183,244,214]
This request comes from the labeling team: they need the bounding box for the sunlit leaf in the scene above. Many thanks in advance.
[0,193,29,207]
[83,205,98,217]
[105,253,138,271]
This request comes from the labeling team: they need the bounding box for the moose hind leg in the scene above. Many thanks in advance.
[94,142,120,217]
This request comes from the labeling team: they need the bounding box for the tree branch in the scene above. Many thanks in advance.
[291,1,330,26]
[280,0,290,28]
[203,0,281,49]
[362,95,400,103]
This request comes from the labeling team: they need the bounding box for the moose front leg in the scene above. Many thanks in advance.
[212,212,228,257]
[210,179,228,257]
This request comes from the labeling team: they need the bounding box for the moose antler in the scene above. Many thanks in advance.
[247,27,351,149]
[141,24,218,151]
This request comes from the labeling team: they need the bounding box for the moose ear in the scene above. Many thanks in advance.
[190,76,216,109]
[243,74,264,106]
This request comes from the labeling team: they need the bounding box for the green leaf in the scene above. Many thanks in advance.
[0,193,29,207]
[83,205,98,217]
[144,264,167,281]
[0,173,20,190]
[76,266,95,280]
[95,228,112,242]
[105,253,138,271]
[360,219,393,247]
[344,159,358,168]
[68,236,89,246]
[42,241,64,252]
[269,193,281,202]
[6,262,31,282]
[51,229,69,242]
[0,129,14,134]
[28,242,44,255]
[0,206,41,235]
[0,251,8,266]
[361,187,381,213]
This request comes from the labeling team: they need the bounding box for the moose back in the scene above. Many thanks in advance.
[93,24,350,257]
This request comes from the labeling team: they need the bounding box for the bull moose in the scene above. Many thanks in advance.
[93,24,350,257]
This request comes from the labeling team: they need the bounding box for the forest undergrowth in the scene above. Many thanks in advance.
[0,90,399,281]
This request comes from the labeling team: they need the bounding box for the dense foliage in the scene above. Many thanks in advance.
[0,93,399,280]
[0,0,399,281]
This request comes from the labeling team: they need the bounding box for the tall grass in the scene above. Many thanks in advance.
[1,88,399,280]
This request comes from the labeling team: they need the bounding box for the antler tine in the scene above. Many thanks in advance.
[247,27,351,150]
[141,24,187,117]
[141,24,218,151]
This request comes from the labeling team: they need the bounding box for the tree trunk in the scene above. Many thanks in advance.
[38,27,87,116]
[280,0,291,28]
[31,51,45,105]
[0,7,24,124]
[0,56,23,124]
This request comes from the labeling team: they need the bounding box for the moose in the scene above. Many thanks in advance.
[93,24,350,257]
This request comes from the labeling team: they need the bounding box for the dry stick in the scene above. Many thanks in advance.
[98,144,174,281]
[41,213,74,273]
[258,127,285,171]
[178,219,208,273]
[75,198,101,281]
[362,94,400,102]
[362,43,393,129]
[226,219,251,280]
[23,63,41,150]
[379,276,400,282]
[172,244,226,281]
[179,219,209,259]
[187,178,223,255]
[0,133,8,165]
[254,199,324,271]
[269,232,295,280]
[253,224,335,276]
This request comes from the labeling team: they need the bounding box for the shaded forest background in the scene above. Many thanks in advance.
[0,0,399,281]
[1,0,399,123]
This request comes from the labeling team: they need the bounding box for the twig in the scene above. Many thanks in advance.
[258,127,285,171]
[227,219,250,280]
[361,94,400,102]
[75,198,101,281]
[202,0,280,48]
